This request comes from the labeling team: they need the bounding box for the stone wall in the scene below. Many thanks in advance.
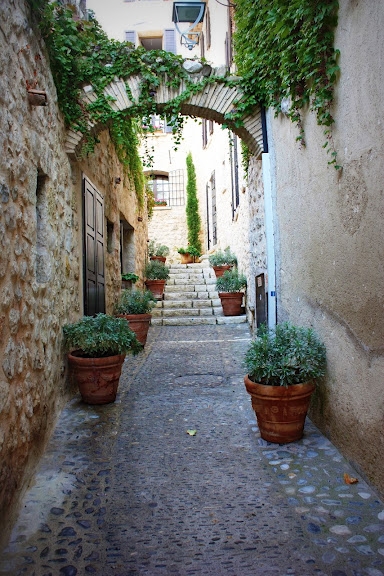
[268,0,384,495]
[0,0,147,542]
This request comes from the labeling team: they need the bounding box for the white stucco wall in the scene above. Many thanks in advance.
[268,0,384,495]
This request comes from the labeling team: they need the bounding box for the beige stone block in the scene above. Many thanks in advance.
[162,317,216,326]
[217,315,247,324]
[193,299,212,308]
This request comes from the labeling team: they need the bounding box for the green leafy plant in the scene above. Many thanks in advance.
[115,289,156,315]
[232,0,341,168]
[148,241,170,257]
[63,313,142,357]
[244,322,326,387]
[185,153,202,253]
[177,246,201,257]
[121,273,139,283]
[209,248,237,267]
[144,260,170,280]
[215,268,247,293]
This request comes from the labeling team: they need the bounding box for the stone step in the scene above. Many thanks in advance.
[151,315,247,326]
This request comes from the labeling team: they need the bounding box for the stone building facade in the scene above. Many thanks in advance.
[0,0,148,539]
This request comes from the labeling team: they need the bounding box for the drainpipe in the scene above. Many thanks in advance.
[261,110,277,329]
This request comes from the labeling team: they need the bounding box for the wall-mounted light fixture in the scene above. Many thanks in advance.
[172,1,206,51]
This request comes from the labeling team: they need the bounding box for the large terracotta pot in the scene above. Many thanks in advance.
[117,313,152,346]
[68,351,126,405]
[145,279,166,299]
[150,256,166,263]
[218,292,243,316]
[179,253,194,264]
[244,375,316,443]
[212,265,231,278]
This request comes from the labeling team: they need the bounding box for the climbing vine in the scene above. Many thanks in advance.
[233,0,341,168]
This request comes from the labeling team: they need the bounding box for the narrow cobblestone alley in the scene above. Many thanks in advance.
[1,324,383,576]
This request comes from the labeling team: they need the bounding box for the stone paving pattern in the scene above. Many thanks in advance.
[1,324,383,576]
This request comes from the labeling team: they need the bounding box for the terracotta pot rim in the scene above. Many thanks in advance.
[68,351,126,364]
[244,374,315,394]
[116,313,152,321]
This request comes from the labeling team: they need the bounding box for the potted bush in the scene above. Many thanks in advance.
[148,240,170,263]
[244,323,327,444]
[209,247,238,277]
[145,260,170,299]
[115,288,157,346]
[215,268,247,316]
[63,314,142,405]
[121,272,139,290]
[177,245,201,264]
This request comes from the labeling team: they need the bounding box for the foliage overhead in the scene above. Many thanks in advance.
[233,0,340,168]
[244,322,327,387]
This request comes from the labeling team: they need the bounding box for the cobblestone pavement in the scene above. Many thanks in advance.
[1,324,384,576]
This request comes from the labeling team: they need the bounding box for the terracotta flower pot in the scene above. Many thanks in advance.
[179,253,194,264]
[218,292,243,316]
[212,265,231,278]
[150,256,166,263]
[117,313,152,346]
[244,375,316,443]
[145,279,166,299]
[68,351,126,405]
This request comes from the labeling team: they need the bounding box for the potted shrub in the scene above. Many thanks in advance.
[63,314,142,405]
[177,245,201,264]
[144,260,170,299]
[115,288,157,346]
[121,272,139,290]
[209,247,238,277]
[244,322,327,444]
[215,268,247,316]
[148,240,170,263]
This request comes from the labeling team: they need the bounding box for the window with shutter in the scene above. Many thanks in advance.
[164,29,176,54]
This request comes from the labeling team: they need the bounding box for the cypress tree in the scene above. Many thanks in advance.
[186,152,202,254]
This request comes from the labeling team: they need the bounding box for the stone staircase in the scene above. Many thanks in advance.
[151,262,247,326]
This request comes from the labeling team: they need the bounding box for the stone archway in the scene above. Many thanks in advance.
[65,67,264,157]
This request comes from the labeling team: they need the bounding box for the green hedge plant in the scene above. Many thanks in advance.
[215,269,247,293]
[115,289,156,315]
[244,322,326,387]
[63,313,142,357]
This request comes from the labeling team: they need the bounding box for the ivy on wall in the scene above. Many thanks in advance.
[233,0,340,168]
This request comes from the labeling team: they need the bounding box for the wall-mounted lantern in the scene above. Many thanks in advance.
[27,89,48,106]
[172,1,206,51]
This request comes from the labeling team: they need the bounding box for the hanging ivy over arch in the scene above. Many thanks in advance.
[232,0,341,168]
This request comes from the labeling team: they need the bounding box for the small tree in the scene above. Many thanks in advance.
[186,153,202,254]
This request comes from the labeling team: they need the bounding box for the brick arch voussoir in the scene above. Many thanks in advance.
[64,75,264,158]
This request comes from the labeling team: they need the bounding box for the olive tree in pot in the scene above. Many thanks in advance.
[209,247,237,277]
[63,314,142,405]
[148,240,170,263]
[244,323,326,443]
[115,288,157,346]
[144,260,170,299]
[215,268,247,316]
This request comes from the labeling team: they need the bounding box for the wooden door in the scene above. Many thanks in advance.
[83,176,105,315]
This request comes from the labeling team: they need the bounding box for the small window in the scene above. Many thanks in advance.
[148,175,170,205]
[147,171,185,207]
[202,119,208,148]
